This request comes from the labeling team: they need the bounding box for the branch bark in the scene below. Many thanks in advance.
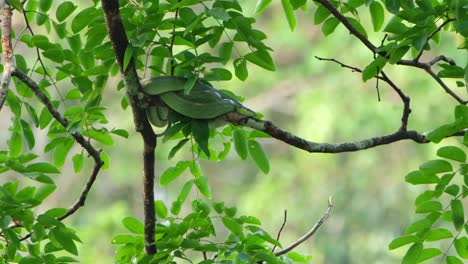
[101,0,157,255]
[0,0,14,111]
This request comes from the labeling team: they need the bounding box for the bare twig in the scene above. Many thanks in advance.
[0,0,14,111]
[274,197,333,256]
[429,55,456,66]
[272,210,287,253]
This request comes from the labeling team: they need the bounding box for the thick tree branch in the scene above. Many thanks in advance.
[226,112,430,153]
[0,0,14,111]
[101,0,157,255]
[275,197,332,256]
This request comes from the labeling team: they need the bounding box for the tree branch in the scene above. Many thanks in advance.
[11,69,104,239]
[274,197,332,256]
[0,0,14,111]
[414,19,455,61]
[101,0,157,255]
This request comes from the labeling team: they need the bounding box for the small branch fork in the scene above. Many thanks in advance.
[313,0,466,105]
[274,197,333,256]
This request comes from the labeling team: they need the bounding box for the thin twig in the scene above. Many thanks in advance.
[0,0,14,111]
[272,210,287,253]
[169,6,180,76]
[274,197,333,256]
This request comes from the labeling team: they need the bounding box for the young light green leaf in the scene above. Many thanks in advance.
[155,200,168,219]
[71,7,96,33]
[402,243,423,264]
[254,0,272,14]
[450,199,465,231]
[233,129,248,160]
[425,228,453,242]
[8,132,23,157]
[26,162,60,174]
[437,146,466,162]
[415,201,442,214]
[72,153,84,173]
[195,176,212,199]
[369,1,385,32]
[281,0,296,31]
[177,179,194,205]
[248,140,270,174]
[20,119,35,149]
[388,235,419,250]
[405,218,432,234]
[122,217,144,234]
[454,237,468,259]
[417,248,442,262]
[160,161,191,186]
[56,2,77,22]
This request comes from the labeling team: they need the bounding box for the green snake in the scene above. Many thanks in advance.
[141,76,256,128]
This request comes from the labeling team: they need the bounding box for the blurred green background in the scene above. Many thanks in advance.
[1,1,466,263]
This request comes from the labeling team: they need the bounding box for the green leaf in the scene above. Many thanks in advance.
[322,17,340,36]
[26,162,60,174]
[122,217,144,234]
[245,50,276,71]
[447,256,464,264]
[281,0,296,31]
[219,42,233,64]
[314,4,331,25]
[177,179,194,205]
[72,153,84,173]
[445,184,460,196]
[208,7,230,21]
[405,170,439,185]
[417,248,442,262]
[369,1,385,32]
[191,119,210,157]
[437,146,466,162]
[454,237,468,259]
[20,119,35,149]
[388,235,419,249]
[346,17,367,38]
[155,200,168,219]
[405,218,432,234]
[234,58,248,81]
[34,184,56,201]
[385,0,400,14]
[39,0,53,12]
[451,199,465,231]
[402,243,423,264]
[71,7,96,33]
[233,129,248,160]
[427,124,460,143]
[222,217,243,238]
[8,132,23,157]
[425,228,453,242]
[415,201,442,214]
[56,2,77,22]
[255,0,272,14]
[194,176,212,199]
[248,140,270,174]
[50,228,78,255]
[389,46,409,64]
[168,138,190,159]
[123,45,133,71]
[159,161,191,186]
[362,56,387,81]
[419,160,453,174]
[82,129,114,146]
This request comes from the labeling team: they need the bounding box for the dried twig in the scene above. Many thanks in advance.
[274,197,333,256]
[272,210,287,253]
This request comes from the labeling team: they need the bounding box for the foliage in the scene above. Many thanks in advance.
[389,105,468,263]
